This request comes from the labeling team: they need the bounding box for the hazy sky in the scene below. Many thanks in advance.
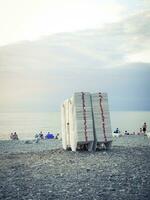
[0,0,150,112]
[0,0,146,46]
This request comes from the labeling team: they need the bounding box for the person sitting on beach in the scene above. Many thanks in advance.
[114,128,120,133]
[10,133,14,140]
[13,132,19,140]
[39,131,44,139]
[55,133,59,139]
[124,130,129,135]
[142,122,147,135]
[137,128,143,135]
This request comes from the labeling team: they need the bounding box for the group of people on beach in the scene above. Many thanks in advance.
[34,131,59,143]
[10,123,148,141]
[9,131,59,142]
[10,132,19,140]
[114,122,148,136]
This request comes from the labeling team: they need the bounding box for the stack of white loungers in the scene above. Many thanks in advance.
[91,93,112,150]
[61,92,112,152]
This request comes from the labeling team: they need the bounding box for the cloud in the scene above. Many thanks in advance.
[127,50,150,63]
[0,7,150,111]
[0,8,149,70]
[0,0,125,46]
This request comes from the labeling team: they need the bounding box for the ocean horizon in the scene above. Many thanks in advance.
[0,111,149,140]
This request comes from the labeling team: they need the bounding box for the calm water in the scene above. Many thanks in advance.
[0,112,149,140]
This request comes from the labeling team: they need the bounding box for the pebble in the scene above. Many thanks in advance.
[119,189,126,192]
[0,136,150,200]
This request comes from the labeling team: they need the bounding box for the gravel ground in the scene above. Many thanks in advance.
[0,136,150,200]
[0,139,62,154]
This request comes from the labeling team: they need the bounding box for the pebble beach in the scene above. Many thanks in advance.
[0,136,150,200]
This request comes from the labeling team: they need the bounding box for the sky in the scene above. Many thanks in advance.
[0,0,147,46]
[0,0,150,112]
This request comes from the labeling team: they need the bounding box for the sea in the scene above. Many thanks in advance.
[0,111,149,140]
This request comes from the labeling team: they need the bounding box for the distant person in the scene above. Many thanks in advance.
[55,133,59,139]
[10,133,14,140]
[114,128,120,133]
[142,122,147,135]
[13,132,19,140]
[39,131,44,139]
[124,130,129,135]
[137,128,142,135]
